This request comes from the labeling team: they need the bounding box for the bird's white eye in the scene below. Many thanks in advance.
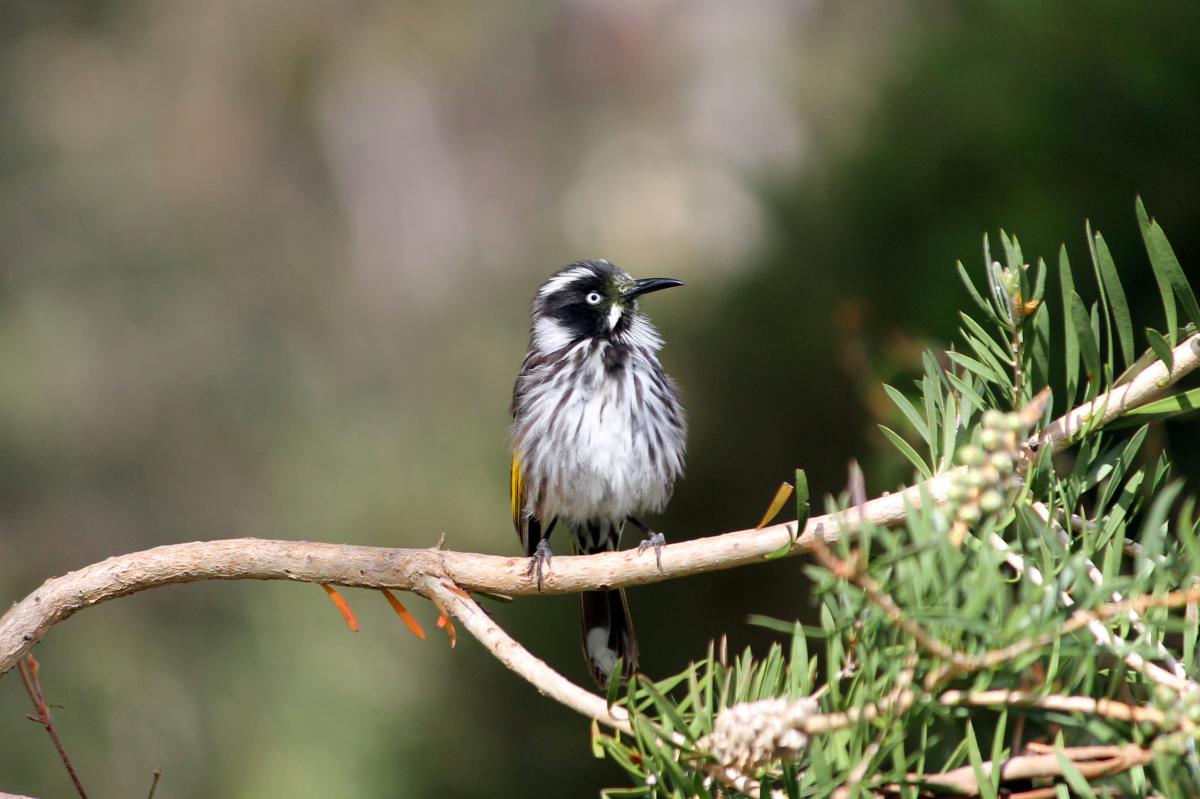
[585,292,603,305]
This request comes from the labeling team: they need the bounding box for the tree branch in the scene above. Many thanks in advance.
[1030,333,1200,451]
[2,335,1197,679]
[903,743,1154,797]
[422,576,632,734]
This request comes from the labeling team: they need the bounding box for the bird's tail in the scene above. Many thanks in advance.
[579,588,637,688]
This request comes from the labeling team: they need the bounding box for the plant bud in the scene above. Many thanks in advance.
[978,490,1004,513]
[958,445,985,467]
[956,503,981,523]
[982,409,1004,430]
[1156,684,1179,709]
[989,452,1014,473]
[979,429,1002,451]
[1159,732,1187,755]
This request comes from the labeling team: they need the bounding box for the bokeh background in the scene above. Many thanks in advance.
[3,1,1199,796]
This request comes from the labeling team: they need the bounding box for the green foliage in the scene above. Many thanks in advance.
[594,204,1200,797]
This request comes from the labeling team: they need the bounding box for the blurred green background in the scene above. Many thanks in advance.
[2,1,1199,796]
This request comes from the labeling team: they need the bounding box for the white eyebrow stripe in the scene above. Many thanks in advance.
[608,303,623,330]
[538,266,595,297]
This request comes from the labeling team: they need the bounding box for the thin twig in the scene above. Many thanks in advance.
[703,684,1162,797]
[888,743,1154,797]
[802,523,1200,702]
[937,689,1168,726]
[801,683,1175,739]
[925,585,1200,690]
[1030,334,1199,452]
[146,771,162,799]
[832,651,917,799]
[1030,501,1189,683]
[1010,301,1025,409]
[17,656,89,799]
[808,532,969,680]
[985,529,1192,692]
[421,575,632,735]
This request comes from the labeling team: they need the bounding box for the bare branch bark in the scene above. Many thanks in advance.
[2,335,1197,685]
[422,576,632,734]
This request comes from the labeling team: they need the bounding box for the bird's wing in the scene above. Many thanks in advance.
[511,351,553,554]
[510,450,525,536]
[510,450,546,556]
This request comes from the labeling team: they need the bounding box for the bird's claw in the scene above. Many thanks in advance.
[526,539,554,591]
[637,531,666,571]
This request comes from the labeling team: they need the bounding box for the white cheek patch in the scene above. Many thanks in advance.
[608,303,624,331]
[533,317,575,353]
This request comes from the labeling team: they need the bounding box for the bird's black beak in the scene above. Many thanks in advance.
[623,278,684,300]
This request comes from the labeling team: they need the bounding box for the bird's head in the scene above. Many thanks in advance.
[529,259,683,353]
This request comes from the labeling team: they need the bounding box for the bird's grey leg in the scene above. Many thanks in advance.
[628,515,665,571]
[526,518,557,591]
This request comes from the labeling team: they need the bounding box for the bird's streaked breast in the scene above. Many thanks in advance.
[512,330,685,525]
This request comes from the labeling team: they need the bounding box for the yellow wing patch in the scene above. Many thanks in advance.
[510,451,525,533]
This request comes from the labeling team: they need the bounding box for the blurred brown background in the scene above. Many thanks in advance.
[2,1,1199,796]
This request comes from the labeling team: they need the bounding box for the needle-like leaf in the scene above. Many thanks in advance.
[756,482,794,529]
[320,584,359,632]
[380,589,426,640]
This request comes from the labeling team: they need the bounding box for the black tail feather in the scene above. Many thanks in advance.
[579,588,637,688]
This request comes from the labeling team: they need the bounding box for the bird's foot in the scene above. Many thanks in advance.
[637,531,666,571]
[526,539,554,591]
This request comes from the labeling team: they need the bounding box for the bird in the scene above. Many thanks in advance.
[509,259,687,687]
